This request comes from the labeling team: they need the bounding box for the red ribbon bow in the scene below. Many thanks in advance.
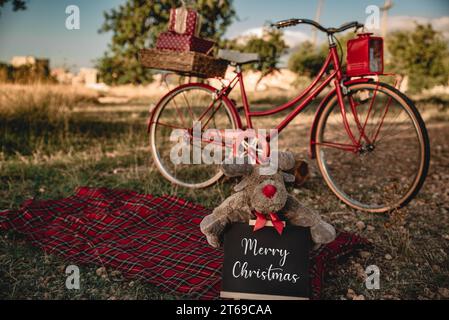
[253,211,285,235]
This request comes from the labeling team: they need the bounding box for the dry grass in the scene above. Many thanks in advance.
[0,84,100,158]
[0,84,99,116]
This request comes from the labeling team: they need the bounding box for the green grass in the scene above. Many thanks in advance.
[0,84,448,300]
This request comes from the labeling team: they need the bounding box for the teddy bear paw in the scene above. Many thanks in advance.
[206,235,222,248]
[311,221,336,244]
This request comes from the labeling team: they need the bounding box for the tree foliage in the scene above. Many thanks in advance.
[223,28,288,77]
[288,33,354,77]
[388,24,449,93]
[97,0,236,85]
[288,41,327,77]
[0,0,27,15]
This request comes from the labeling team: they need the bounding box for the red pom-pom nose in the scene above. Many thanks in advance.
[262,184,277,198]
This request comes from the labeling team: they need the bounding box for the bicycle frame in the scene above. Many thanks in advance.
[150,40,393,163]
[196,44,366,156]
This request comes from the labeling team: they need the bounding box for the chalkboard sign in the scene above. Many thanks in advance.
[220,222,311,300]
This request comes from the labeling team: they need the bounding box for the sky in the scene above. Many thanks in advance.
[0,0,448,70]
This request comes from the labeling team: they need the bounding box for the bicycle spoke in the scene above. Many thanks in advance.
[151,121,189,130]
[181,90,195,120]
[376,124,416,144]
[316,141,357,152]
[349,87,377,145]
[372,95,393,143]
[169,95,189,128]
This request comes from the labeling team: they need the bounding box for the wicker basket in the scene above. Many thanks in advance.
[139,49,228,78]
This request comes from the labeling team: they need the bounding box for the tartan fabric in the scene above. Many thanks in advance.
[0,187,220,299]
[156,32,215,55]
[0,187,369,300]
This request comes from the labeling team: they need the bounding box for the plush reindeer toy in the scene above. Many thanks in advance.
[200,151,336,248]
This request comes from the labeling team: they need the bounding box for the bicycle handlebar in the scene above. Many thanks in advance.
[271,18,364,34]
[329,21,365,33]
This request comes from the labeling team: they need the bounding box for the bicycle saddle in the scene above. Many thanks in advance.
[217,49,260,65]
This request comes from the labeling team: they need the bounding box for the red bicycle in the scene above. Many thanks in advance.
[149,19,430,213]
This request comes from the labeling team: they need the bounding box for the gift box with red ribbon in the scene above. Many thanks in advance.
[156,31,215,55]
[168,6,201,36]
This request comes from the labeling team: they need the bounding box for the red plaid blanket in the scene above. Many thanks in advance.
[0,187,369,299]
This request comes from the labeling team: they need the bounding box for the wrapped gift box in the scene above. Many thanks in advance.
[156,32,215,55]
[168,7,201,36]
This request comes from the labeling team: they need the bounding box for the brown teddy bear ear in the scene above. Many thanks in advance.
[292,159,309,187]
[221,160,253,177]
[273,151,310,187]
[281,172,296,183]
[272,151,296,171]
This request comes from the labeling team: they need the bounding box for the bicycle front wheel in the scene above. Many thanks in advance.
[149,83,239,188]
[315,82,430,213]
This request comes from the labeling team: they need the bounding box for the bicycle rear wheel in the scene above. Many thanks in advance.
[315,82,430,213]
[149,83,239,188]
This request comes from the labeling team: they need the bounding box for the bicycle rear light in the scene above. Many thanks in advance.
[346,33,384,77]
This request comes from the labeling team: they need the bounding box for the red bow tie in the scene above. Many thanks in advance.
[253,211,285,235]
